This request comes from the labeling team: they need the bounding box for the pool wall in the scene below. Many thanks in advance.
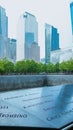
[0,75,73,92]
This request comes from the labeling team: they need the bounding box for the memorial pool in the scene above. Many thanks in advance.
[0,84,73,129]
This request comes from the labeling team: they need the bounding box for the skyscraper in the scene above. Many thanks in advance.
[0,6,8,37]
[27,42,40,62]
[45,24,51,63]
[9,38,16,63]
[45,23,59,64]
[0,6,8,60]
[17,12,40,62]
[0,6,16,63]
[70,2,73,35]
[51,27,59,51]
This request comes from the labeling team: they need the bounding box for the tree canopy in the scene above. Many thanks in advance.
[0,58,73,74]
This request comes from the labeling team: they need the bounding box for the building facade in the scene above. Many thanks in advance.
[45,24,52,63]
[17,12,40,62]
[51,47,73,64]
[45,23,59,64]
[0,6,16,63]
[70,2,73,35]
[51,27,59,51]
[9,38,16,63]
[27,42,40,62]
[0,35,9,58]
[0,6,8,37]
[0,35,16,63]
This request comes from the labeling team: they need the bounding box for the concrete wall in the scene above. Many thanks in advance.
[0,75,73,92]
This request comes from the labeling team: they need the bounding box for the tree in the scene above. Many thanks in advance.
[14,60,27,74]
[66,59,73,72]
[0,60,4,74]
[54,62,60,73]
[25,60,39,74]
[47,62,56,73]
[2,58,14,74]
[59,61,68,73]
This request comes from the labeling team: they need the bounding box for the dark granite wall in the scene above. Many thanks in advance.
[0,75,73,92]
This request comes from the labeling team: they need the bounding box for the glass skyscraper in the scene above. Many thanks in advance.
[0,6,8,60]
[0,6,16,63]
[45,24,51,63]
[24,12,38,45]
[70,2,73,34]
[51,27,59,51]
[0,6,8,37]
[45,23,59,64]
[17,12,40,62]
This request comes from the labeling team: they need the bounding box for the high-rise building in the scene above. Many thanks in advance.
[27,42,40,62]
[51,48,73,64]
[0,6,8,37]
[17,12,40,62]
[45,24,51,64]
[70,2,73,35]
[9,38,16,63]
[0,34,9,58]
[0,6,9,61]
[51,27,59,51]
[45,23,59,64]
[0,6,16,63]
[0,35,16,63]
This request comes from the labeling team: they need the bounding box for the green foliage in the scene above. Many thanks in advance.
[54,62,60,72]
[14,60,40,74]
[0,60,5,74]
[2,58,14,74]
[59,59,73,73]
[59,61,68,72]
[0,58,14,74]
[14,60,27,74]
[0,58,73,75]
[37,63,47,73]
[66,59,73,72]
[25,60,38,73]
[47,63,56,73]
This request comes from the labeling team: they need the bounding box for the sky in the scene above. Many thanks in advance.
[0,0,73,58]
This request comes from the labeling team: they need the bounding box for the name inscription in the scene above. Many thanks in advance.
[47,108,73,121]
[0,106,8,109]
[0,113,27,118]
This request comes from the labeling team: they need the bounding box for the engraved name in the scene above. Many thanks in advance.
[47,108,73,121]
[0,113,27,118]
[0,106,8,109]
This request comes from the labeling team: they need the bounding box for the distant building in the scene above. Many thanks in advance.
[0,6,9,61]
[40,58,45,64]
[0,35,16,63]
[51,27,59,51]
[45,24,51,64]
[70,2,73,35]
[51,47,73,64]
[9,38,16,63]
[27,42,40,62]
[51,50,60,64]
[17,12,40,62]
[45,23,59,64]
[0,6,8,37]
[0,6,16,63]
[0,35,9,58]
[59,48,73,63]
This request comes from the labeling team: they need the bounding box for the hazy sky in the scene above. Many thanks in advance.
[0,0,73,58]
